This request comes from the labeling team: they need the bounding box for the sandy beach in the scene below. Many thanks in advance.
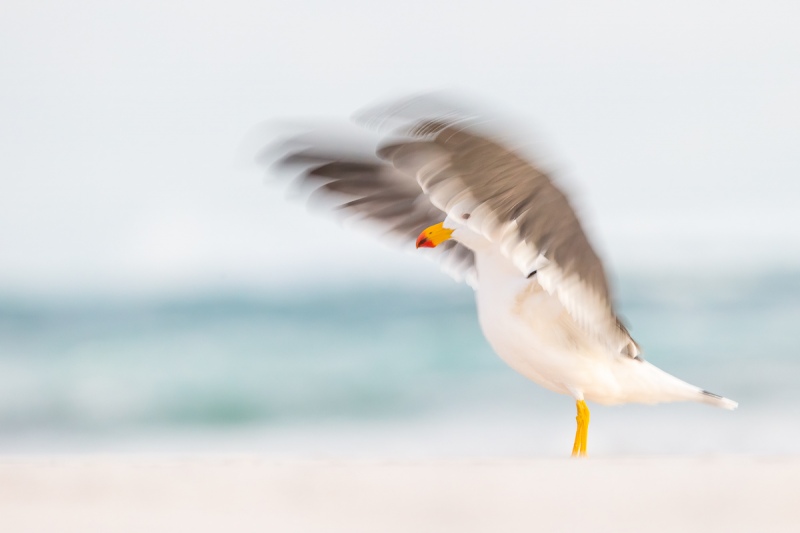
[1,455,797,532]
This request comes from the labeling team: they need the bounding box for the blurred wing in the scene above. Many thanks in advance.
[377,119,638,357]
[273,147,477,288]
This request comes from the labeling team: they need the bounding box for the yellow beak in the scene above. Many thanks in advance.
[416,222,454,248]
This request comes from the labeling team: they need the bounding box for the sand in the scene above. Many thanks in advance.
[0,456,797,532]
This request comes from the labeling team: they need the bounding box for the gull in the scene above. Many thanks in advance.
[269,97,737,456]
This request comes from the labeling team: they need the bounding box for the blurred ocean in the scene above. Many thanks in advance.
[0,271,798,457]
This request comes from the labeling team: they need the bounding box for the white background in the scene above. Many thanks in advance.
[2,0,798,295]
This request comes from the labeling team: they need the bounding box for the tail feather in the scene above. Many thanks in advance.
[620,360,738,410]
[699,389,738,410]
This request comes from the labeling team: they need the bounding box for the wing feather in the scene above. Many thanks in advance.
[375,117,638,357]
[272,142,477,288]
[266,102,637,356]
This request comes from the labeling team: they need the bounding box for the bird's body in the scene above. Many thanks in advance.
[270,96,737,455]
[470,238,731,408]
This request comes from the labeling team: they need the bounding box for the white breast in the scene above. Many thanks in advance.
[473,248,581,396]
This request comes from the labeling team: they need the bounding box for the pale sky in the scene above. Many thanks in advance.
[1,0,798,296]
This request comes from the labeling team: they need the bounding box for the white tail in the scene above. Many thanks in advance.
[699,389,738,410]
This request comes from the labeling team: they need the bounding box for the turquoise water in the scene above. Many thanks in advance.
[0,271,798,456]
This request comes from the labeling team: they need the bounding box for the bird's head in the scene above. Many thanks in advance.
[416,222,454,248]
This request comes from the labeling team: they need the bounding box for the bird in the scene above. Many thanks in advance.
[267,96,737,456]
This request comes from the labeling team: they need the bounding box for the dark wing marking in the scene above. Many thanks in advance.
[272,145,477,287]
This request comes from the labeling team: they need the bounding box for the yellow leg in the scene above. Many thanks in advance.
[579,400,590,455]
[571,410,583,456]
[571,400,591,457]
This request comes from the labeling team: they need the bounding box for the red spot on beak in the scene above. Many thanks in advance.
[416,233,434,248]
